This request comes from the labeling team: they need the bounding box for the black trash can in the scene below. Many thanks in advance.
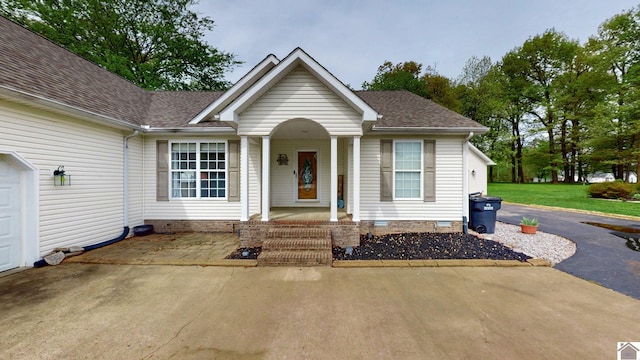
[468,195,502,234]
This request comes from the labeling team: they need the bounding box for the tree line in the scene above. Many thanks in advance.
[363,7,640,184]
[3,1,639,183]
[0,0,241,91]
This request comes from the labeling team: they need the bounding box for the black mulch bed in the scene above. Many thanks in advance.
[226,233,531,262]
[333,232,531,262]
[226,247,261,259]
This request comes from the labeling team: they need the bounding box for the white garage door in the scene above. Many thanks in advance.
[0,157,21,272]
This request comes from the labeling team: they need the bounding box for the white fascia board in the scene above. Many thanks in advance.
[469,143,496,165]
[370,126,490,135]
[140,127,237,134]
[189,54,280,124]
[218,48,379,122]
[0,85,139,131]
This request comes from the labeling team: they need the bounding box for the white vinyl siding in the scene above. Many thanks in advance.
[468,145,489,195]
[0,100,135,255]
[361,136,464,221]
[127,136,144,227]
[239,66,362,136]
[143,136,241,220]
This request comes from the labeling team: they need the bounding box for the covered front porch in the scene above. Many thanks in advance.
[250,207,351,222]
[239,118,362,224]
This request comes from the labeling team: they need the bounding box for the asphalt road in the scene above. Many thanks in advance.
[498,203,640,300]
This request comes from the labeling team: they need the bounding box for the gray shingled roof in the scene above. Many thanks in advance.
[0,16,150,126]
[356,90,486,130]
[146,91,227,128]
[0,16,485,132]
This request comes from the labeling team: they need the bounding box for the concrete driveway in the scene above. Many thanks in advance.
[1,264,639,359]
[498,203,640,300]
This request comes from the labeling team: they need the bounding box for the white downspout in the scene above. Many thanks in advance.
[124,130,140,227]
[463,132,473,232]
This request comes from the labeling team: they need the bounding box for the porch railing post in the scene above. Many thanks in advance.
[330,136,338,222]
[353,136,360,222]
[240,136,249,221]
[261,136,270,222]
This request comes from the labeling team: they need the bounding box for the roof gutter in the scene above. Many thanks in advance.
[139,126,237,134]
[370,126,489,135]
[0,85,139,131]
[462,132,474,233]
[0,87,238,133]
[123,130,140,228]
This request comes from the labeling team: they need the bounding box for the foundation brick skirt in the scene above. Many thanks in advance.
[360,220,463,236]
[145,219,462,248]
[144,220,236,233]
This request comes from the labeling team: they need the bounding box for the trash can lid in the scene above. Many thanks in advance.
[469,196,502,203]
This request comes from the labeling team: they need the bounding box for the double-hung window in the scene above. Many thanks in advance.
[171,142,226,199]
[394,141,422,199]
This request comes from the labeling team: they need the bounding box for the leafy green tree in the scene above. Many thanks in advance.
[362,61,429,98]
[456,56,511,182]
[523,139,552,182]
[421,72,461,112]
[0,0,241,90]
[554,42,614,182]
[501,29,580,183]
[362,60,459,111]
[587,7,640,182]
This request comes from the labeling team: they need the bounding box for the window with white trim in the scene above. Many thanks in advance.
[170,142,226,199]
[394,141,422,199]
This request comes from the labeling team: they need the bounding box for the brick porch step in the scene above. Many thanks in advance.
[266,228,329,239]
[258,227,332,267]
[262,238,331,251]
[258,250,332,266]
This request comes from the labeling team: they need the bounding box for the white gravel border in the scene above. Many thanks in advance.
[477,222,577,265]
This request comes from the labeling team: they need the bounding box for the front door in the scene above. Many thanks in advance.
[297,151,317,200]
[0,157,21,272]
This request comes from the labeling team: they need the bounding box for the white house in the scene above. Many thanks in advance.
[0,16,489,270]
[468,143,495,195]
[587,172,637,183]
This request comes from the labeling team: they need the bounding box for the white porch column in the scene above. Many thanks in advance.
[330,136,338,222]
[261,136,270,222]
[352,136,361,222]
[240,136,249,221]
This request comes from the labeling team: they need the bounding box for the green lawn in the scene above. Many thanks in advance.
[486,183,640,218]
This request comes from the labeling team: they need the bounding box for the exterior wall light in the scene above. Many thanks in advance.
[53,165,70,186]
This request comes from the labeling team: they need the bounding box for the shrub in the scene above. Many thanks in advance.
[587,180,639,200]
[520,216,539,226]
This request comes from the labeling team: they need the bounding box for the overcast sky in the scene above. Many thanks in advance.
[193,1,639,89]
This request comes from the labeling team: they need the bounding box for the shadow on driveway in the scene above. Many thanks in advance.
[63,232,255,266]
